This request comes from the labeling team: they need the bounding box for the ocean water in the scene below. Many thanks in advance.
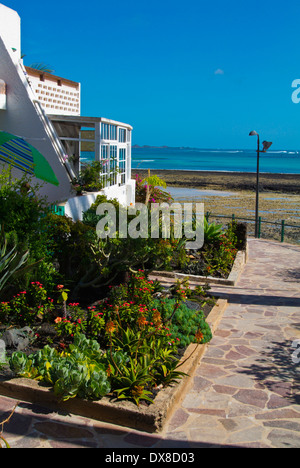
[131,147,300,174]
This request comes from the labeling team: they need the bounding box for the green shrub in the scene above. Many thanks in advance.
[0,169,59,292]
[153,298,212,348]
[42,213,96,288]
[0,169,48,246]
[71,161,104,193]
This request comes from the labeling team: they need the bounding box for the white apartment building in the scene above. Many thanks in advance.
[0,3,135,220]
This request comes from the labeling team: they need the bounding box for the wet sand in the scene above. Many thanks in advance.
[133,169,300,194]
[132,170,300,244]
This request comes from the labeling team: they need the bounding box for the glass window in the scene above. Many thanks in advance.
[119,148,126,185]
[118,128,126,143]
[102,123,117,141]
[101,123,109,139]
[110,125,117,140]
[110,145,117,186]
[101,145,109,186]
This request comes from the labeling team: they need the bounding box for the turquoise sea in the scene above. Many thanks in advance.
[131,147,300,174]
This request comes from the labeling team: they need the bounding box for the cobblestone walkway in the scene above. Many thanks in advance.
[0,238,299,448]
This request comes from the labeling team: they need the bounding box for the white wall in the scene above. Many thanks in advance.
[0,79,6,110]
[0,4,21,65]
[65,180,136,221]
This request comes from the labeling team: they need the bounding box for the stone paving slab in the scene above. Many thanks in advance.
[0,238,299,448]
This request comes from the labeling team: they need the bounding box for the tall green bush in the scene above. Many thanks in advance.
[0,168,48,246]
[42,213,96,289]
[0,168,57,292]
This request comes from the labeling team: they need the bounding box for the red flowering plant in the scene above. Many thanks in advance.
[0,281,55,326]
[86,306,105,338]
[96,272,210,352]
[202,231,238,277]
[110,270,156,304]
[54,314,86,338]
[100,272,182,354]
[53,303,105,341]
[100,271,164,338]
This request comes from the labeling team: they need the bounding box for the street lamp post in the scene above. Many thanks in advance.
[249,131,272,238]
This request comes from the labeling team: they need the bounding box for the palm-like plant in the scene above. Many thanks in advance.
[0,227,29,293]
[29,63,54,74]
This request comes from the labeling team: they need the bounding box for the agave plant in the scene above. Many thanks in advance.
[0,227,29,293]
[203,217,222,244]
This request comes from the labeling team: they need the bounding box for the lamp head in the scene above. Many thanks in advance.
[262,141,272,152]
[249,130,258,136]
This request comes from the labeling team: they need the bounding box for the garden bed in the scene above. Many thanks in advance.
[0,298,227,433]
[151,244,248,287]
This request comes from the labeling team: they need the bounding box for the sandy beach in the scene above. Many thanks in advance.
[132,170,300,244]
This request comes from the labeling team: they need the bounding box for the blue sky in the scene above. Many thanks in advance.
[4,0,300,149]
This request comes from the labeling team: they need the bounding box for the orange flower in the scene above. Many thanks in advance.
[131,385,144,397]
[137,316,148,327]
[54,317,62,323]
[195,330,204,343]
[152,310,162,326]
[106,320,116,334]
[56,285,64,290]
